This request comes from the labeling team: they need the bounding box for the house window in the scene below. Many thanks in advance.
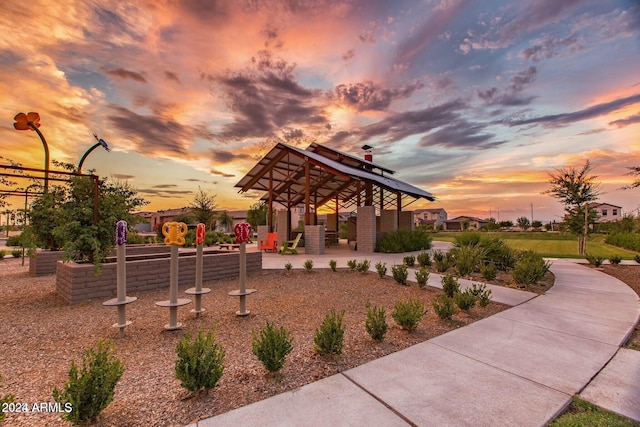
[602,210,607,216]
[613,209,618,216]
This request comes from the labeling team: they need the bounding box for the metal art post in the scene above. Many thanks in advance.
[185,223,211,317]
[228,222,257,316]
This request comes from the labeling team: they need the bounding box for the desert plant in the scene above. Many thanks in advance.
[375,229,432,253]
[391,264,409,285]
[433,250,454,272]
[452,244,486,276]
[392,298,426,332]
[347,259,357,270]
[512,250,551,285]
[329,259,337,272]
[0,250,5,260]
[356,259,371,273]
[174,327,225,396]
[313,310,345,355]
[481,262,497,280]
[454,289,477,311]
[415,268,430,288]
[252,322,293,373]
[416,251,432,268]
[304,259,314,271]
[441,273,460,298]
[284,261,292,271]
[403,255,415,267]
[0,373,15,423]
[585,253,604,267]
[375,261,387,278]
[432,295,457,320]
[52,340,124,424]
[470,283,492,307]
[365,301,388,342]
[608,255,622,265]
[11,249,22,258]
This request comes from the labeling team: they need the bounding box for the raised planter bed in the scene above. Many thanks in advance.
[55,250,262,304]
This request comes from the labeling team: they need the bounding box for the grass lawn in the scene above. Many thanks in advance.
[430,232,640,259]
[550,397,640,427]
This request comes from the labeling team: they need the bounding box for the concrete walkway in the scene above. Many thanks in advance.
[193,251,640,427]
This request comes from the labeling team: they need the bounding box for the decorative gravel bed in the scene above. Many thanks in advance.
[1,257,510,426]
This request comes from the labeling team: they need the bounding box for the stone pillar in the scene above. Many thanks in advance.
[304,225,325,255]
[357,205,377,253]
[399,211,414,231]
[326,213,337,231]
[380,210,398,233]
[276,210,290,247]
[257,225,268,250]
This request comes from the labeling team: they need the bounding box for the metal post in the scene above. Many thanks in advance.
[185,223,211,317]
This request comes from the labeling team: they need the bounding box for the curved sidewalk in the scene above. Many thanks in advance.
[194,259,639,427]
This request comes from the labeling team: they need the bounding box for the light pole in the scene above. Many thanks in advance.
[78,133,110,172]
[13,112,49,192]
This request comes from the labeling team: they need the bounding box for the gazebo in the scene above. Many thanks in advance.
[235,143,435,253]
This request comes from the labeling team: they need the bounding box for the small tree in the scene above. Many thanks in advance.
[544,160,601,255]
[216,211,234,232]
[622,166,640,189]
[191,187,217,228]
[246,201,268,231]
[516,216,531,231]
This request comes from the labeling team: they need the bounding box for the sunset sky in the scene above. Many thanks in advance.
[1,0,639,222]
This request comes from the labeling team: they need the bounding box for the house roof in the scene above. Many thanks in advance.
[587,202,622,209]
[414,208,446,214]
[447,216,487,223]
[235,142,435,211]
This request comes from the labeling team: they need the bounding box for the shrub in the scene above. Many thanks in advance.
[635,254,640,264]
[5,235,21,246]
[512,250,551,285]
[403,255,415,267]
[470,283,492,307]
[11,249,22,258]
[454,289,477,311]
[452,245,486,276]
[608,255,622,265]
[52,340,124,424]
[365,301,388,342]
[0,373,15,424]
[392,298,426,332]
[415,268,430,288]
[375,261,387,278]
[375,229,433,253]
[0,250,5,260]
[441,273,460,298]
[347,259,357,270]
[481,262,497,280]
[329,259,337,272]
[417,251,432,268]
[606,232,640,252]
[304,259,314,271]
[432,295,457,320]
[454,232,482,247]
[433,250,454,272]
[174,327,225,396]
[252,322,293,373]
[314,310,345,355]
[585,253,604,267]
[356,259,371,273]
[391,264,409,285]
[284,261,292,271]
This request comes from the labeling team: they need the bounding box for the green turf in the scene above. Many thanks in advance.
[550,397,640,427]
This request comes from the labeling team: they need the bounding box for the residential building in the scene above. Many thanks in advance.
[414,208,448,228]
[587,202,623,223]
[443,216,487,231]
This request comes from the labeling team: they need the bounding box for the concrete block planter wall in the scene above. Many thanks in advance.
[56,250,262,304]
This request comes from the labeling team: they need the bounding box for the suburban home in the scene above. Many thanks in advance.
[414,208,448,228]
[443,216,488,231]
[133,207,193,232]
[587,202,623,223]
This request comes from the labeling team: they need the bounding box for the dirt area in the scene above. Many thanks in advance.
[599,265,640,350]
[0,257,509,427]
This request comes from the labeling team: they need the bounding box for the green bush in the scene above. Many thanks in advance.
[635,254,640,264]
[304,259,313,271]
[608,255,622,265]
[329,259,337,272]
[356,259,371,273]
[481,262,497,280]
[432,295,457,320]
[403,255,415,267]
[365,301,388,342]
[433,249,454,272]
[175,327,225,396]
[452,244,486,276]
[0,250,5,260]
[284,261,292,271]
[314,310,345,355]
[454,289,477,311]
[441,273,460,298]
[512,250,551,285]
[52,340,124,425]
[252,322,293,373]
[470,283,492,307]
[392,298,426,332]
[375,229,432,253]
[11,249,22,258]
[415,268,430,288]
[454,232,482,247]
[0,373,15,423]
[585,253,604,267]
[347,259,357,270]
[417,251,432,268]
[375,261,387,278]
[6,235,20,246]
[391,264,408,285]
[606,232,640,252]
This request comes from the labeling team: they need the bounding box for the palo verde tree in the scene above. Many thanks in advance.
[190,187,217,229]
[544,160,601,255]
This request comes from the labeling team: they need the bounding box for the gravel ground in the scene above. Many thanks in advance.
[0,257,509,427]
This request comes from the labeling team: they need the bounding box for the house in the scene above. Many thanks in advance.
[414,208,448,228]
[587,202,622,223]
[443,216,488,231]
[133,207,193,232]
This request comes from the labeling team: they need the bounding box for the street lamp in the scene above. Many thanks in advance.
[13,112,49,192]
[78,133,110,172]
